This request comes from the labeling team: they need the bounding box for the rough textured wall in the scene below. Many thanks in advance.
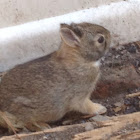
[0,0,122,28]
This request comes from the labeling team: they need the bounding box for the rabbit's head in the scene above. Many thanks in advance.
[60,22,111,61]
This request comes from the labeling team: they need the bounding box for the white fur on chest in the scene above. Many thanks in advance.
[92,60,101,68]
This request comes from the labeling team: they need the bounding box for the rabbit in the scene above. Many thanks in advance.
[0,22,111,132]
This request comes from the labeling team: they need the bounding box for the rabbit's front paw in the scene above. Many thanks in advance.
[73,99,107,115]
[92,103,107,115]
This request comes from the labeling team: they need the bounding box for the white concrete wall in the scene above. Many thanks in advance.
[0,0,122,28]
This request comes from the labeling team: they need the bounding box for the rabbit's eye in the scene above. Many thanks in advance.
[98,36,104,43]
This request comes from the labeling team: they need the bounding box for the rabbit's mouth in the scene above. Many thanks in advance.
[84,52,105,62]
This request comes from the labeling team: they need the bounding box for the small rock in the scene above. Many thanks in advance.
[101,57,105,61]
[115,45,124,51]
[113,107,122,113]
[114,102,122,107]
[84,123,94,131]
[79,120,86,124]
[107,53,112,57]
[89,115,110,122]
[124,98,132,105]
[62,120,73,125]
[43,134,50,140]
[124,106,137,114]
[115,55,120,59]
[127,45,137,53]
[120,50,127,55]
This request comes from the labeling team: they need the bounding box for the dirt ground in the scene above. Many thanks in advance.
[0,42,140,139]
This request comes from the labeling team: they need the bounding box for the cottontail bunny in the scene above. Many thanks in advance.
[0,22,111,132]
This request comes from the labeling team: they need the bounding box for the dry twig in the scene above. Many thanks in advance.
[126,92,140,98]
[0,111,21,140]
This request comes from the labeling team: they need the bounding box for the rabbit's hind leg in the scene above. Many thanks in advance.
[25,121,51,132]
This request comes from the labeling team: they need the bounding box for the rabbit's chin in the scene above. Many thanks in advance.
[91,51,107,61]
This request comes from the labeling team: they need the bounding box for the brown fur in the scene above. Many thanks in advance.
[0,22,111,131]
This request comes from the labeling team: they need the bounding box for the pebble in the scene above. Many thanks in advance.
[115,46,124,51]
[84,123,95,131]
[89,115,110,122]
[127,45,137,53]
[114,102,122,107]
[62,120,73,125]
[113,107,122,113]
[107,53,112,57]
[115,55,120,59]
[43,134,50,140]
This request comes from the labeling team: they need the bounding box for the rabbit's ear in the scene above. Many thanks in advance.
[60,27,81,47]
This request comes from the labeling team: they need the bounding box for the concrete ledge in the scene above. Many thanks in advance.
[0,0,140,72]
